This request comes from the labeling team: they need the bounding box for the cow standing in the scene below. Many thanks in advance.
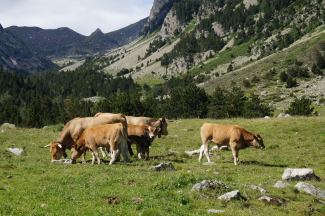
[199,123,265,165]
[70,123,129,165]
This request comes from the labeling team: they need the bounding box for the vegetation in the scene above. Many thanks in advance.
[286,96,314,116]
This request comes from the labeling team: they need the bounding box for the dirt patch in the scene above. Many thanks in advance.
[103,196,120,204]
[121,181,136,187]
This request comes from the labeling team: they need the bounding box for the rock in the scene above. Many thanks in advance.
[51,159,74,164]
[269,101,276,105]
[278,113,286,118]
[169,149,179,154]
[41,204,48,207]
[149,162,175,171]
[258,196,285,206]
[284,114,291,118]
[295,182,325,199]
[0,129,6,133]
[184,149,213,156]
[2,123,15,128]
[274,181,290,188]
[7,148,25,156]
[7,175,12,179]
[214,171,220,175]
[203,162,217,166]
[296,132,299,135]
[282,168,318,181]
[218,190,242,201]
[261,91,268,96]
[211,145,229,151]
[315,199,325,204]
[43,126,48,129]
[191,180,226,191]
[208,209,225,213]
[264,116,271,119]
[249,185,267,193]
[183,129,188,131]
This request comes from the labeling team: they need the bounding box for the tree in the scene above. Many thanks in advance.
[227,63,233,72]
[316,52,325,69]
[227,87,247,117]
[207,86,228,119]
[26,97,42,128]
[280,71,288,82]
[286,77,297,88]
[286,96,314,116]
[243,93,274,118]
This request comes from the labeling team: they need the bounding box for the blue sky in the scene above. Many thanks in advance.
[0,0,154,35]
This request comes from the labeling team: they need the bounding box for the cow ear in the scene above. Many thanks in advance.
[162,117,166,123]
[253,135,257,140]
[144,128,149,137]
[156,127,161,132]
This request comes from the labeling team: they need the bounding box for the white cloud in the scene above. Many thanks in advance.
[0,0,153,35]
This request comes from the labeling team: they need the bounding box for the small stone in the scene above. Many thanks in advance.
[284,114,291,118]
[250,185,267,193]
[295,182,325,199]
[51,159,74,164]
[214,171,220,175]
[208,209,225,213]
[7,175,12,179]
[296,132,299,135]
[0,129,6,133]
[43,126,48,129]
[274,181,290,188]
[41,204,48,207]
[191,180,225,191]
[278,113,286,118]
[149,162,175,171]
[203,162,217,166]
[187,170,191,173]
[264,116,271,119]
[183,129,188,131]
[218,190,242,201]
[258,196,285,206]
[282,168,318,181]
[7,148,25,156]
[169,149,179,154]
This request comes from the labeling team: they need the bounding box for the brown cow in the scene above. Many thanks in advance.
[70,123,129,165]
[127,124,161,159]
[199,123,265,165]
[40,114,128,162]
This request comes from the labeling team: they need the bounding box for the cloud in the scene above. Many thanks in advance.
[0,0,153,35]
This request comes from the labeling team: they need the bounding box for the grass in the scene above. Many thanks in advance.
[1,117,325,215]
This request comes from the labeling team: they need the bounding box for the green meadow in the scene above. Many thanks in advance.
[1,117,325,215]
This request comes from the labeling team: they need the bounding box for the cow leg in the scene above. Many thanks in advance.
[99,147,108,158]
[135,144,142,159]
[199,142,211,162]
[110,143,120,165]
[121,142,129,164]
[82,152,87,164]
[230,144,239,165]
[128,141,134,156]
[145,146,150,160]
[92,148,101,165]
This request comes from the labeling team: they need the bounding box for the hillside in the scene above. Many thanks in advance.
[0,24,57,74]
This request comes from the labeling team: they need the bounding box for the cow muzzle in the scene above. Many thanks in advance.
[260,146,265,149]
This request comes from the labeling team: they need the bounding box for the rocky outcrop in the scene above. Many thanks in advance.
[282,168,318,181]
[0,24,56,74]
[160,9,185,39]
[141,0,179,36]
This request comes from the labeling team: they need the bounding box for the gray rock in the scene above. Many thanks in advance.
[274,181,290,188]
[208,209,225,213]
[43,126,48,129]
[278,113,286,118]
[203,162,217,166]
[7,148,25,156]
[149,162,175,171]
[0,129,6,133]
[282,168,317,181]
[218,190,242,201]
[169,149,179,154]
[264,116,271,119]
[295,182,325,199]
[185,149,213,156]
[51,159,74,164]
[183,129,188,131]
[2,123,15,128]
[258,196,285,206]
[284,114,291,118]
[191,180,225,191]
[7,175,12,178]
[250,185,267,193]
[269,101,276,105]
[41,204,48,207]
[214,171,220,175]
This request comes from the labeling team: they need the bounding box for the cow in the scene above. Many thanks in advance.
[199,123,265,165]
[95,113,168,156]
[40,113,128,163]
[127,124,161,159]
[70,123,129,165]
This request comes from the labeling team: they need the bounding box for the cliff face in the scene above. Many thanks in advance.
[159,8,184,39]
[0,24,57,74]
[140,0,180,36]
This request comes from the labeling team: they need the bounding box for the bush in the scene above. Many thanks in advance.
[280,71,288,82]
[286,96,314,116]
[286,77,297,88]
[251,75,260,83]
[243,79,251,87]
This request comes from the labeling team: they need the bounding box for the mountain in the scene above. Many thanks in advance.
[106,17,149,46]
[0,24,57,74]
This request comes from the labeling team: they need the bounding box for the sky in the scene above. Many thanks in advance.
[0,0,154,36]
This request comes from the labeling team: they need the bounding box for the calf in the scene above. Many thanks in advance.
[127,124,161,159]
[199,123,265,165]
[70,123,129,165]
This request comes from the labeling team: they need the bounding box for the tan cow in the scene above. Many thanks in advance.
[199,123,265,165]
[127,124,161,159]
[40,114,128,162]
[70,123,129,165]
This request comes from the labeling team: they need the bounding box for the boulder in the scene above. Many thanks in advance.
[208,209,225,213]
[295,182,325,199]
[284,114,291,118]
[0,129,6,133]
[191,180,225,191]
[149,162,175,171]
[278,113,286,118]
[249,185,267,193]
[258,196,285,206]
[2,123,15,129]
[7,148,25,156]
[218,190,242,201]
[203,162,217,166]
[274,181,290,188]
[282,168,318,181]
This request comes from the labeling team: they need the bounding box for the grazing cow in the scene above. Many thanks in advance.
[199,123,265,165]
[127,124,161,159]
[40,114,128,162]
[70,123,129,165]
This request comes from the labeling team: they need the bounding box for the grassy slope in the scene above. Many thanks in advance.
[1,117,325,215]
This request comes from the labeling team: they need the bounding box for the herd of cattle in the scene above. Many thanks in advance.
[41,113,265,165]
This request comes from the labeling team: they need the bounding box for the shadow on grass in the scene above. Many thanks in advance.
[240,160,288,167]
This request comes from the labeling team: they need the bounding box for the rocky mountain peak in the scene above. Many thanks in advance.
[93,28,104,35]
[0,24,4,32]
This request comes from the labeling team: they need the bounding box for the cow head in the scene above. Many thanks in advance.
[253,134,265,149]
[146,126,161,142]
[70,144,87,163]
[41,141,68,161]
[157,117,168,138]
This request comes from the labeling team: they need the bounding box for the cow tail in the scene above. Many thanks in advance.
[120,114,130,142]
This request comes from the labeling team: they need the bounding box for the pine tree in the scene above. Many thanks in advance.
[27,97,42,128]
[286,96,314,116]
[280,71,288,82]
[243,93,274,118]
[207,86,228,119]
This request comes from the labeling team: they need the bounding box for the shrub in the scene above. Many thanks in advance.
[227,63,233,72]
[286,96,314,116]
[280,71,288,82]
[286,77,297,88]
[243,79,251,87]
[251,75,260,83]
